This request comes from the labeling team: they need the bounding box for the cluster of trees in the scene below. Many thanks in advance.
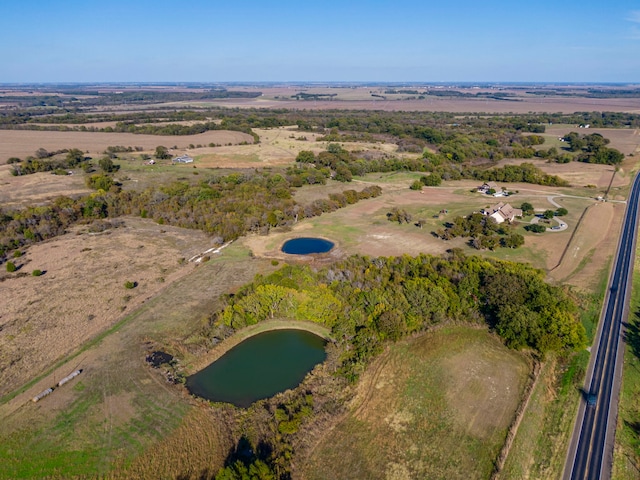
[211,253,586,384]
[0,171,381,262]
[431,162,570,187]
[386,207,413,224]
[10,148,88,176]
[435,213,524,250]
[296,145,568,189]
[562,132,625,165]
[202,252,585,477]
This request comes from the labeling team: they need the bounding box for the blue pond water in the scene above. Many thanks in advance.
[186,329,327,408]
[281,237,334,255]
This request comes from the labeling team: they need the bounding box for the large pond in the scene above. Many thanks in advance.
[186,329,327,408]
[281,237,334,255]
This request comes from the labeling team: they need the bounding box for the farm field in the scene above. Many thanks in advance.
[165,86,640,114]
[0,129,254,159]
[300,327,531,480]
[0,163,91,207]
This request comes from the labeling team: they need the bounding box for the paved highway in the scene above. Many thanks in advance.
[565,172,640,480]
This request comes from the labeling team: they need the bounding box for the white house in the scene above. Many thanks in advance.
[483,202,522,224]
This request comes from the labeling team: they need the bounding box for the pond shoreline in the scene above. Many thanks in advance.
[186,319,332,375]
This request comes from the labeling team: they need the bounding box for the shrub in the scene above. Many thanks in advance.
[32,269,42,276]
[6,262,16,272]
[124,281,137,289]
[525,224,547,233]
[13,250,22,258]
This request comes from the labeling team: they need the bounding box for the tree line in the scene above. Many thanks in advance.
[0,171,381,262]
[207,252,585,381]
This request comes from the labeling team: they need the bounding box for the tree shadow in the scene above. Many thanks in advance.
[222,435,273,468]
[623,309,640,360]
[624,419,640,438]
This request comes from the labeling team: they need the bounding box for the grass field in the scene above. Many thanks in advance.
[613,241,640,479]
[0,243,274,480]
[252,173,618,288]
[300,327,531,480]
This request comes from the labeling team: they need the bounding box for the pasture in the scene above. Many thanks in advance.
[300,327,531,480]
[0,241,271,480]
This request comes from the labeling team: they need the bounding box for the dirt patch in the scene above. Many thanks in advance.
[0,217,215,398]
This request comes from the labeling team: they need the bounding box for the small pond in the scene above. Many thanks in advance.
[281,237,334,255]
[186,329,327,408]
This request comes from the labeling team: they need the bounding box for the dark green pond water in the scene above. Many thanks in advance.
[281,237,334,254]
[186,329,327,408]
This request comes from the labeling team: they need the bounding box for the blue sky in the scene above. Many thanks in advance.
[0,0,638,83]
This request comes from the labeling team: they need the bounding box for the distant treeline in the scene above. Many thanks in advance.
[384,89,517,101]
[0,89,261,109]
[0,108,631,166]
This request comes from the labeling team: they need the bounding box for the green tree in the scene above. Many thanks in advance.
[542,210,555,220]
[525,224,546,233]
[65,148,85,166]
[420,173,442,186]
[520,202,534,215]
[86,173,114,191]
[296,150,315,163]
[6,261,16,272]
[555,207,568,216]
[501,233,525,248]
[98,157,119,173]
[154,145,171,159]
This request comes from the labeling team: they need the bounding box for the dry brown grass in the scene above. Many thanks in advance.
[495,157,625,189]
[0,129,254,160]
[550,201,625,289]
[545,126,640,156]
[0,241,272,480]
[299,327,531,480]
[110,405,235,480]
[0,164,91,207]
[190,126,400,169]
[0,217,215,399]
